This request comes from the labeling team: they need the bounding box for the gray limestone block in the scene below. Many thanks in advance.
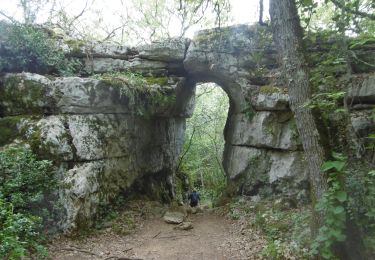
[252,92,290,111]
[67,114,135,161]
[347,73,375,104]
[61,158,137,230]
[0,73,194,117]
[0,73,130,115]
[350,109,375,138]
[223,146,266,180]
[137,38,189,62]
[226,111,301,151]
[267,151,308,184]
[85,57,168,75]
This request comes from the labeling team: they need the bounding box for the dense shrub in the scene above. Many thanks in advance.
[0,147,55,214]
[346,164,375,254]
[0,197,47,259]
[229,198,311,259]
[0,21,79,75]
[0,146,57,259]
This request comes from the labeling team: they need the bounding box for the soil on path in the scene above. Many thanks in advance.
[49,209,266,260]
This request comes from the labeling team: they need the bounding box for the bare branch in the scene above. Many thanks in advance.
[176,127,196,173]
[0,10,18,23]
[100,25,123,42]
[67,0,90,29]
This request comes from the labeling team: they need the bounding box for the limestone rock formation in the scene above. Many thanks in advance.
[347,74,375,104]
[0,72,193,231]
[1,23,374,230]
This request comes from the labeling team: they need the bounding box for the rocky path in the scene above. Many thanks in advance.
[49,209,266,260]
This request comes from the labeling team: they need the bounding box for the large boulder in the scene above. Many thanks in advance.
[163,211,185,224]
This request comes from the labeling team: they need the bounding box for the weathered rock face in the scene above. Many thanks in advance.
[183,25,309,201]
[183,25,374,202]
[347,74,375,105]
[1,24,374,230]
[0,72,193,231]
[61,37,189,77]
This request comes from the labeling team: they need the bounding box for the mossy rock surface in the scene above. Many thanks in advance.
[0,116,23,146]
[0,115,41,147]
[0,74,51,115]
[145,77,169,86]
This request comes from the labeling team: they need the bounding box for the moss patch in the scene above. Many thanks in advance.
[0,116,23,146]
[145,77,168,86]
[0,75,47,115]
[242,103,256,121]
[194,27,233,45]
[259,85,284,94]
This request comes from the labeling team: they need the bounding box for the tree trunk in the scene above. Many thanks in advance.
[258,0,266,25]
[269,0,329,235]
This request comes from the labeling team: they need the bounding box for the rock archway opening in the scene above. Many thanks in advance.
[176,82,229,206]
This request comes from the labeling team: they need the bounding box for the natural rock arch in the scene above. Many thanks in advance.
[1,24,374,230]
[184,25,307,201]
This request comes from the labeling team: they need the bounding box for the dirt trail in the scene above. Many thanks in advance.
[49,209,266,260]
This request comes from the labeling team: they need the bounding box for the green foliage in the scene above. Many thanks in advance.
[92,72,176,117]
[178,84,228,205]
[0,147,55,215]
[0,197,48,259]
[242,104,256,121]
[345,165,375,254]
[93,71,148,89]
[296,0,319,28]
[0,146,57,259]
[258,85,286,96]
[111,212,136,235]
[0,22,79,75]
[309,52,347,90]
[256,205,311,258]
[300,0,375,35]
[311,153,348,259]
[343,109,375,255]
[230,198,311,259]
[306,33,349,119]
[308,91,345,114]
[261,239,286,260]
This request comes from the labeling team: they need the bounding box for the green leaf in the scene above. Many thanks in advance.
[334,108,346,113]
[365,211,375,218]
[333,205,345,214]
[322,161,346,172]
[335,191,347,203]
[368,170,375,177]
[301,0,313,6]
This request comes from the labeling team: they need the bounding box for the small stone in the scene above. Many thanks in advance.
[174,221,193,230]
[163,211,185,224]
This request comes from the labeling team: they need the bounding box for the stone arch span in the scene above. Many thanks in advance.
[184,25,308,201]
[2,22,374,231]
[0,24,316,230]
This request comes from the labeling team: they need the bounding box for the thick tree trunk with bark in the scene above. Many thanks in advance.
[269,0,329,235]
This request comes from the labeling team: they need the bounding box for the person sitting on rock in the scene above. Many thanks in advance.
[188,190,200,208]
